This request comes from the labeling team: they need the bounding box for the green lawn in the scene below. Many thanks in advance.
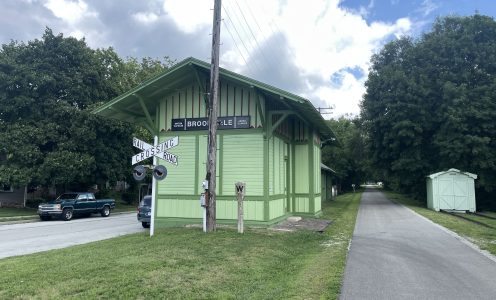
[480,211,496,218]
[0,207,37,217]
[0,207,38,222]
[113,201,138,213]
[386,191,496,256]
[0,192,361,299]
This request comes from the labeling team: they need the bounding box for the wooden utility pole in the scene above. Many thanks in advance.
[206,0,222,232]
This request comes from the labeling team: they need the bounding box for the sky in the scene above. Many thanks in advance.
[1,0,495,118]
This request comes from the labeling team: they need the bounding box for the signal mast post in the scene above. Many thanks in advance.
[150,136,158,237]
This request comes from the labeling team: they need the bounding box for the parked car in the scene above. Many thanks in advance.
[137,195,152,228]
[38,192,115,221]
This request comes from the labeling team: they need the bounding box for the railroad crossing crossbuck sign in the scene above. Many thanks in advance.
[131,136,179,166]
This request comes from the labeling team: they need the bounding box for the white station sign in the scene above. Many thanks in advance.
[132,136,179,165]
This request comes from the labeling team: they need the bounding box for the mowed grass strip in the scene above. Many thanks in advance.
[0,208,38,222]
[113,201,139,213]
[0,192,361,299]
[0,208,37,217]
[288,191,361,299]
[386,191,496,256]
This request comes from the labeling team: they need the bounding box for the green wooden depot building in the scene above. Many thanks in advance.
[93,57,336,227]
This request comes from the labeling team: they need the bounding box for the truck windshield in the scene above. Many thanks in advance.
[58,193,79,200]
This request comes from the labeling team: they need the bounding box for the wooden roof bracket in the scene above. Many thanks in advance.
[253,89,265,128]
[190,64,210,111]
[267,110,292,139]
[108,105,155,135]
[134,93,157,135]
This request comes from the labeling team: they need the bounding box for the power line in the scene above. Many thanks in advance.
[221,17,255,75]
[238,0,283,67]
[238,0,297,72]
[256,0,298,63]
[232,0,273,69]
[222,2,264,74]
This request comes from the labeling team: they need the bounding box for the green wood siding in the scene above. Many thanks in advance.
[156,198,200,218]
[221,134,264,196]
[217,199,264,221]
[269,138,274,195]
[294,145,309,193]
[243,200,265,221]
[313,142,321,213]
[314,145,321,194]
[295,196,310,212]
[197,135,208,193]
[157,135,196,195]
[161,81,264,131]
[269,137,288,197]
[290,142,295,213]
[217,197,266,221]
[156,197,265,221]
[269,198,286,219]
[314,195,322,213]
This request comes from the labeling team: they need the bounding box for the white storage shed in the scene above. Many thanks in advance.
[426,168,477,212]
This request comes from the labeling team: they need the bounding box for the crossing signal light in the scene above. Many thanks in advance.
[133,165,146,181]
[153,165,167,181]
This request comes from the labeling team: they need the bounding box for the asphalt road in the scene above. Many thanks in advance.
[340,188,496,300]
[0,212,145,259]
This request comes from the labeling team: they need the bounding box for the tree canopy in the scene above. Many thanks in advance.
[0,28,172,191]
[361,15,496,207]
[322,116,369,192]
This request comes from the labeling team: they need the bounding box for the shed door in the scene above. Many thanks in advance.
[438,176,469,211]
[439,179,454,210]
[453,178,468,210]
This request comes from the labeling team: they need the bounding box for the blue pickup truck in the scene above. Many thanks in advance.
[38,192,115,221]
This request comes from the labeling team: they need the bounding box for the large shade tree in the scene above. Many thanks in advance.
[361,15,496,208]
[0,28,172,192]
[322,116,370,192]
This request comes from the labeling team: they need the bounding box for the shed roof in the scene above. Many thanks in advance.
[92,57,336,141]
[321,163,336,173]
[427,168,477,179]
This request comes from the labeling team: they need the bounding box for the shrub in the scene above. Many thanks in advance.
[121,192,136,204]
[25,198,47,209]
[94,188,111,199]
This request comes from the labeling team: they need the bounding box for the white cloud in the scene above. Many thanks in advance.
[43,0,96,25]
[132,12,159,25]
[162,0,212,33]
[42,0,105,48]
[69,29,85,40]
[215,0,412,116]
[419,0,439,17]
[162,0,414,117]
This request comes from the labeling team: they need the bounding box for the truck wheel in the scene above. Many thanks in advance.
[142,222,150,228]
[62,208,73,221]
[101,206,110,217]
[40,216,51,221]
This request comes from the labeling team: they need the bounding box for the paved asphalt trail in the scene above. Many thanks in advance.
[340,188,496,300]
[0,213,145,259]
